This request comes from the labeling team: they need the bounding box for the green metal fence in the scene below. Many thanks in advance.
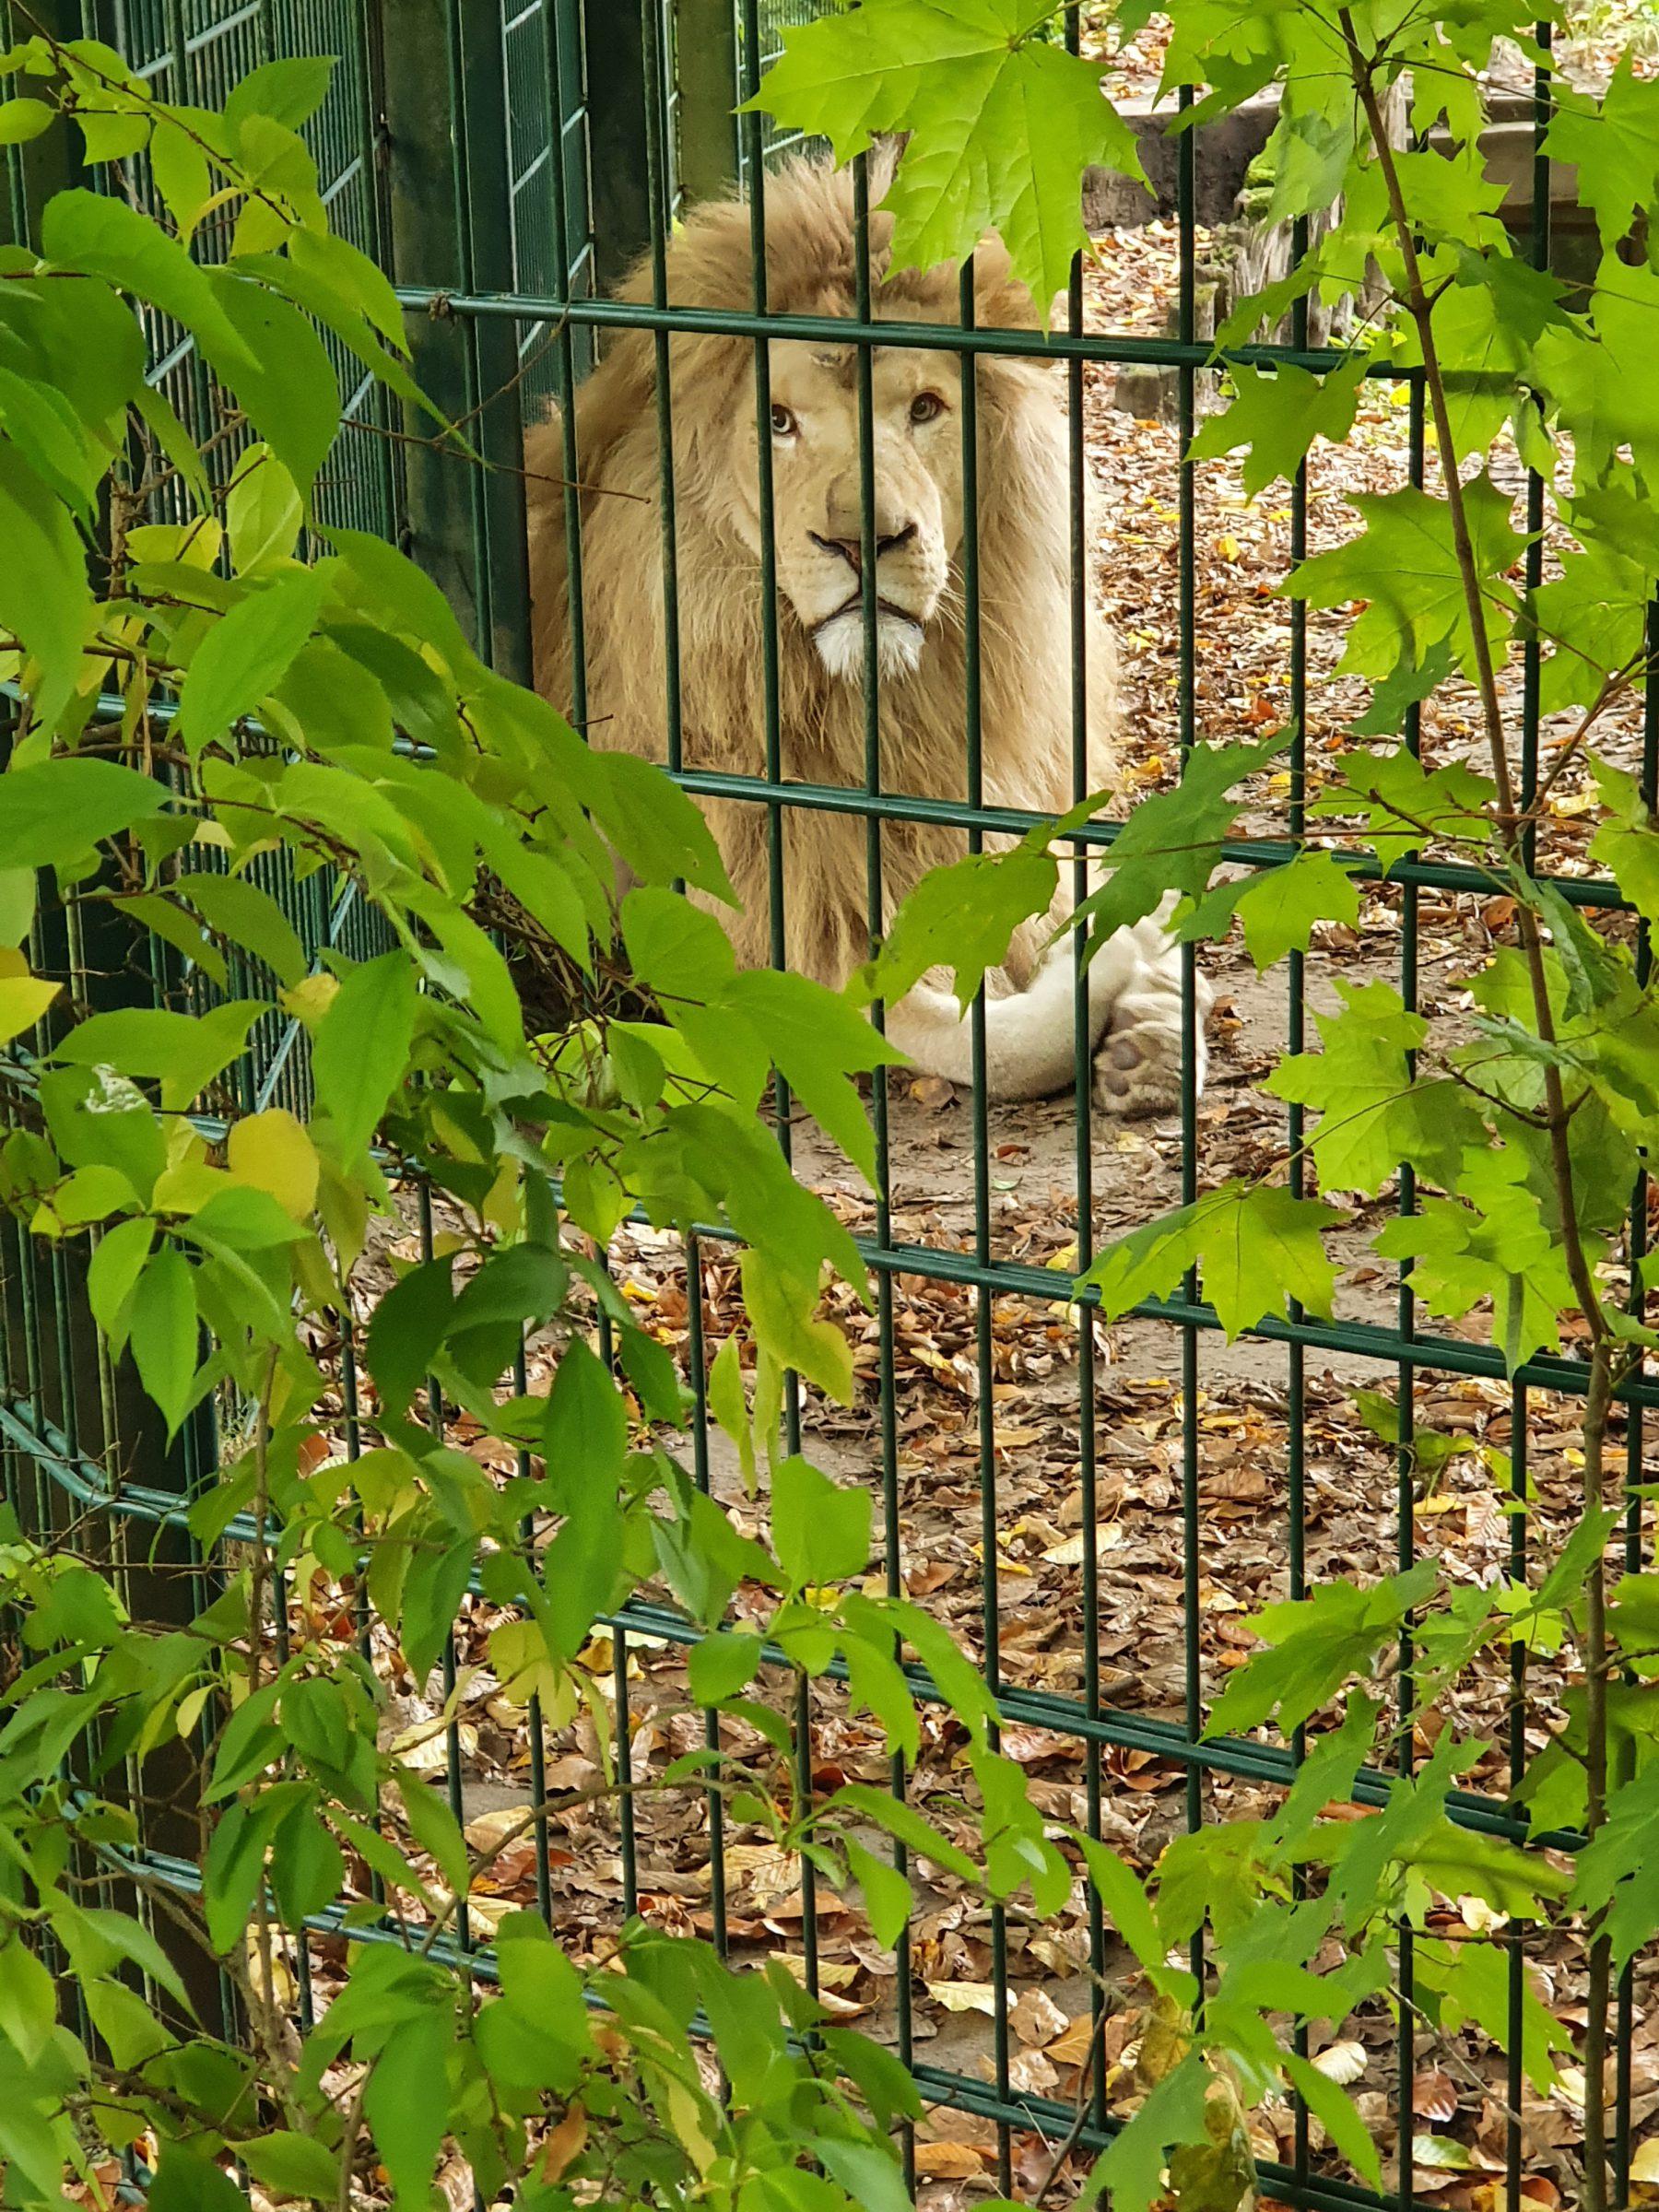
[2,6,1651,2210]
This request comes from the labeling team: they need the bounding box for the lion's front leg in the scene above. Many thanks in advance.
[1088,903,1214,1121]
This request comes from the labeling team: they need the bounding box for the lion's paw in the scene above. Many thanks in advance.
[1091,1006,1205,1120]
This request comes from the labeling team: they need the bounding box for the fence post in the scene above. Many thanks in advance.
[375,0,533,678]
[675,0,740,206]
[582,0,653,287]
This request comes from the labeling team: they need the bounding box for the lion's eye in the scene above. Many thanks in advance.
[771,403,798,438]
[910,392,947,426]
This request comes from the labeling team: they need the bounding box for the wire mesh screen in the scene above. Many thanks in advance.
[1,6,1650,2210]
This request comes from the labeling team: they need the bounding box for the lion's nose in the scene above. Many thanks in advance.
[809,523,919,574]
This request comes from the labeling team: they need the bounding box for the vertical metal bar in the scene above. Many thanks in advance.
[957,256,1011,2194]
[1396,380,1427,2212]
[642,0,682,772]
[545,2,588,731]
[1287,212,1312,2194]
[375,0,488,643]
[417,1181,470,1961]
[1175,79,1206,2006]
[1512,31,1551,2205]
[615,1623,639,1921]
[851,152,913,2183]
[737,3,811,2015]
[1065,10,1107,2140]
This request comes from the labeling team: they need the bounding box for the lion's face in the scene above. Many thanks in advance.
[728,343,963,682]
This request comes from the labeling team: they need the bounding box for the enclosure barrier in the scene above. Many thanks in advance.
[0,6,1648,2211]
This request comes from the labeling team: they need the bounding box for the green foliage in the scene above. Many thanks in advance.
[7,3,1659,2206]
[746,1,1659,2203]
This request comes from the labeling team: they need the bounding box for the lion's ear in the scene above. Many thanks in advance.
[971,235,1045,333]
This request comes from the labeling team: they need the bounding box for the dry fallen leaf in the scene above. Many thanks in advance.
[1011,1987,1069,2048]
[1312,2039,1368,2086]
[925,1980,999,2017]
[1413,2070,1459,2124]
[912,2144,988,2179]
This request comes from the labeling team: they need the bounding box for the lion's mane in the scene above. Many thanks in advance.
[526,158,1120,997]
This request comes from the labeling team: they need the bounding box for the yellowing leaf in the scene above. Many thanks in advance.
[227,1107,319,1221]
[0,970,59,1043]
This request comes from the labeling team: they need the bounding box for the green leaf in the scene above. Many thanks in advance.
[0,98,52,144]
[1078,1181,1342,1342]
[175,869,309,989]
[731,966,901,1186]
[1079,2054,1211,2212]
[1284,477,1524,686]
[0,1940,55,2067]
[740,1247,855,1404]
[225,443,303,576]
[1205,1560,1438,1740]
[688,1630,765,1705]
[772,1454,872,1587]
[0,443,93,726]
[148,2146,247,2212]
[1265,978,1483,1199]
[40,189,254,368]
[201,268,341,494]
[1416,1935,1571,2094]
[0,759,171,870]
[363,2009,453,2212]
[1318,746,1495,877]
[1075,733,1290,943]
[1189,355,1366,499]
[1283,2053,1382,2188]
[1075,1834,1167,1974]
[814,2136,913,2212]
[395,1774,470,1897]
[127,1245,198,1437]
[540,1339,629,1660]
[707,1333,756,1494]
[176,564,333,755]
[1194,851,1361,971]
[312,948,418,1157]
[238,2132,342,2202]
[1372,1155,1580,1374]
[1196,1183,1343,1339]
[53,1000,262,1112]
[225,53,336,134]
[1545,60,1659,252]
[747,1,1146,316]
[853,840,1059,1014]
[363,1254,453,1420]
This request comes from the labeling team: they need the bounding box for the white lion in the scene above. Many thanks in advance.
[527,158,1209,1114]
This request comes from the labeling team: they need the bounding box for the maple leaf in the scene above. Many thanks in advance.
[1181,850,1362,970]
[1546,58,1659,252]
[1283,476,1525,684]
[744,0,1146,318]
[1077,1180,1343,1342]
[1188,355,1366,500]
[1265,979,1484,1198]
